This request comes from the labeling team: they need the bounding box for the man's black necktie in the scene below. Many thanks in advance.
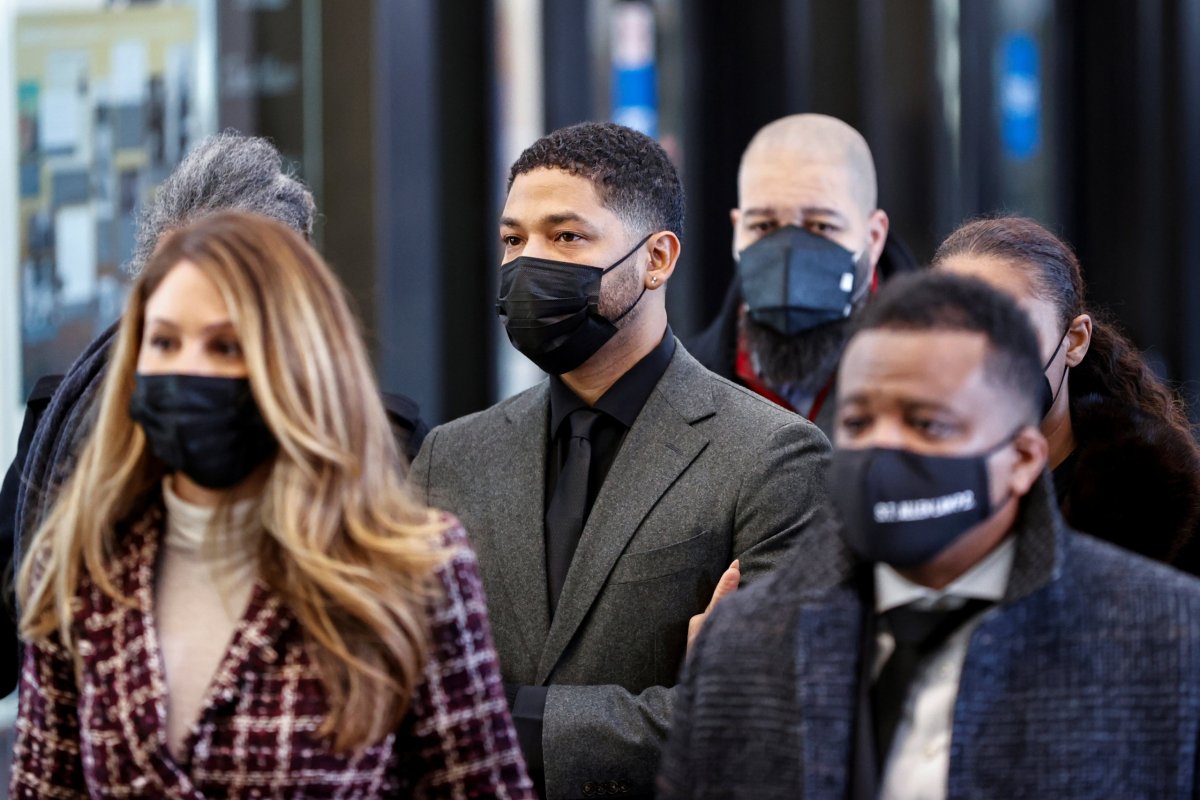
[545,407,602,614]
[872,598,991,770]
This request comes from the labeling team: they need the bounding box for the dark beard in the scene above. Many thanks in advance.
[738,245,872,395]
[743,314,853,396]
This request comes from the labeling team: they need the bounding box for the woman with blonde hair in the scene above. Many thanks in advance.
[11,211,534,798]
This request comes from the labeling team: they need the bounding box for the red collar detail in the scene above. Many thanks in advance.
[735,330,835,420]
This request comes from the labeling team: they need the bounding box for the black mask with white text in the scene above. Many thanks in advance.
[496,233,652,374]
[130,373,276,489]
[830,432,1019,568]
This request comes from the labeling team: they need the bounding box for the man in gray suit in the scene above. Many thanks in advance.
[410,122,831,799]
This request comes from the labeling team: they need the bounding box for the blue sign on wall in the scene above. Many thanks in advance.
[999,32,1041,161]
[611,2,658,137]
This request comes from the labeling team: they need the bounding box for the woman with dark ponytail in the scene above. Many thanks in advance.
[934,216,1200,569]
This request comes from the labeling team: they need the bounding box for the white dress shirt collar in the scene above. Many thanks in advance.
[875,535,1016,614]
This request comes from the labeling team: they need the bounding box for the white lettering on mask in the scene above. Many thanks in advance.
[873,490,977,524]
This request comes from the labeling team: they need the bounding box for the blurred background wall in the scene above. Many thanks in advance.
[3,0,1199,461]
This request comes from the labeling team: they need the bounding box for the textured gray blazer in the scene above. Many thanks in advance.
[410,341,832,799]
[657,476,1200,799]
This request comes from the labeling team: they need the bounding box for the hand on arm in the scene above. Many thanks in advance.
[686,559,740,656]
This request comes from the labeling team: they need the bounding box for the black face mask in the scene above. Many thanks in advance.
[130,373,276,490]
[496,233,652,374]
[830,431,1019,568]
[737,225,867,336]
[1040,329,1070,418]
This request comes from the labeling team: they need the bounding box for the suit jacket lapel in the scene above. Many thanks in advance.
[495,384,553,655]
[535,346,714,683]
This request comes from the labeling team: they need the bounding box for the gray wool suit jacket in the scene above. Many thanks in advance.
[409,341,832,799]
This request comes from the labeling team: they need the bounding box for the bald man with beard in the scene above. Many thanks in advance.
[687,114,916,437]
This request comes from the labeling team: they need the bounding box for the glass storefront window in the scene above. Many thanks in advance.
[13,1,215,400]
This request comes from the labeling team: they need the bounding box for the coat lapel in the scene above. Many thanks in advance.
[113,504,173,759]
[179,586,293,724]
[795,585,864,799]
[102,504,206,797]
[493,384,553,655]
[535,346,714,683]
[1002,473,1066,602]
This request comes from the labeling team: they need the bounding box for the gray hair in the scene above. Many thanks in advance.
[127,131,316,275]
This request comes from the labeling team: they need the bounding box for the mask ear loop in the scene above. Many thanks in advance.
[611,285,647,324]
[601,232,656,275]
[603,232,658,323]
[1043,327,1071,410]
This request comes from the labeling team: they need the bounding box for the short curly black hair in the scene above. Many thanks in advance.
[508,121,685,239]
[853,271,1045,424]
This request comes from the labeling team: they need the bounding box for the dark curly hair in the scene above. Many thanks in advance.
[507,121,685,239]
[932,216,1197,448]
[853,270,1046,425]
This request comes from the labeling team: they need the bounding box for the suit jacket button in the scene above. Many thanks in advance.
[582,781,597,796]
[606,781,621,794]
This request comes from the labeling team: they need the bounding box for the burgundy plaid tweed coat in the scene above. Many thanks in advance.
[11,504,535,799]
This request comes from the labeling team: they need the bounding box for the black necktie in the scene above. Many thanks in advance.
[872,598,991,770]
[545,407,602,614]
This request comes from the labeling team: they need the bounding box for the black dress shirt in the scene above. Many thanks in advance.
[509,326,676,798]
[545,327,676,521]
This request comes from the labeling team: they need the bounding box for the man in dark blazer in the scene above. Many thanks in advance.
[659,271,1200,799]
[686,113,917,438]
[409,122,831,799]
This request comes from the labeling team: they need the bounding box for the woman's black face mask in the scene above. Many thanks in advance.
[130,373,276,489]
[496,233,652,374]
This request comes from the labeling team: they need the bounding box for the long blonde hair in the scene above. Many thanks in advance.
[19,211,447,752]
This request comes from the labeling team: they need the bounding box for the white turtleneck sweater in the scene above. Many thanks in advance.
[157,478,262,761]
